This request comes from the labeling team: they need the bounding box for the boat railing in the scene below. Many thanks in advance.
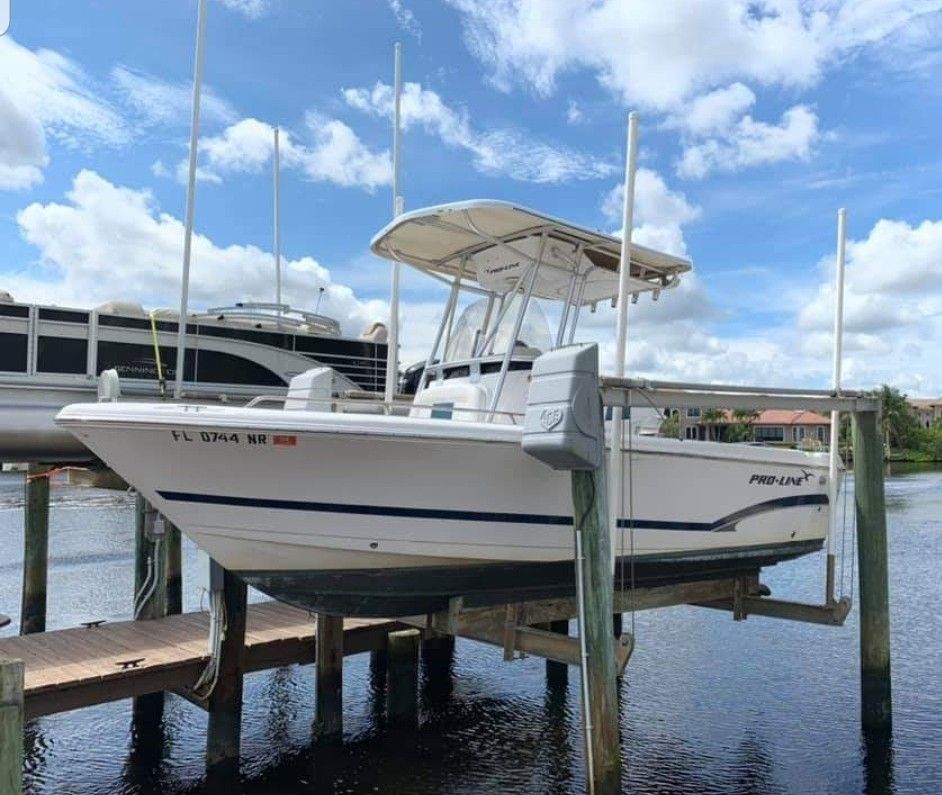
[197,303,342,336]
[242,394,525,424]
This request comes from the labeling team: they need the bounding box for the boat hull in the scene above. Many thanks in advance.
[240,540,821,616]
[56,402,834,616]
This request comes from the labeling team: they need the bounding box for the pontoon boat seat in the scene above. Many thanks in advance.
[150,308,181,320]
[360,321,388,343]
[96,300,147,317]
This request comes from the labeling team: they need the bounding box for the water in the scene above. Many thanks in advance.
[1,466,940,794]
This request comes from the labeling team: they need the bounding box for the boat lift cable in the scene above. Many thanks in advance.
[832,417,857,602]
[627,389,637,637]
[148,311,167,399]
[133,536,163,620]
[192,589,228,699]
[842,469,851,599]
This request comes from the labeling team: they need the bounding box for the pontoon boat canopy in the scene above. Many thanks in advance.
[370,200,691,303]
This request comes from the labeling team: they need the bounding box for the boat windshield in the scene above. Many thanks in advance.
[445,296,552,362]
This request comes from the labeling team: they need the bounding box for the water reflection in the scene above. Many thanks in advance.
[862,726,896,795]
[125,696,166,791]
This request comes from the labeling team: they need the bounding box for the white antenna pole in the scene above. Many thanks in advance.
[826,207,847,603]
[608,111,639,563]
[384,42,403,402]
[173,0,208,399]
[273,126,282,311]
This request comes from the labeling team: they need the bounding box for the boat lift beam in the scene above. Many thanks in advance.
[695,594,852,626]
[600,377,880,414]
[400,575,762,673]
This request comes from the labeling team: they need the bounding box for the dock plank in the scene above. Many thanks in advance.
[0,601,399,719]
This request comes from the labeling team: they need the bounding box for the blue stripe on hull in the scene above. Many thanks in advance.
[156,490,828,533]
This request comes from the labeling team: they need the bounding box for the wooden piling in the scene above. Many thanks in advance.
[386,628,420,725]
[314,613,344,742]
[612,613,623,639]
[420,633,455,672]
[0,657,24,795]
[421,633,455,705]
[852,410,893,733]
[545,620,569,686]
[133,496,167,621]
[205,564,247,779]
[165,521,183,616]
[20,465,50,635]
[571,466,622,795]
[132,496,167,724]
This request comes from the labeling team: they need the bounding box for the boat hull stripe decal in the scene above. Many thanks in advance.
[155,491,828,532]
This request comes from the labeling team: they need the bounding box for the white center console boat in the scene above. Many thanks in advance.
[56,201,834,616]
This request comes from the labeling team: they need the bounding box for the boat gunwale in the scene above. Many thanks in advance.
[55,402,835,469]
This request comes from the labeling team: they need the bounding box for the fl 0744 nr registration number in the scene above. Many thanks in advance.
[169,430,297,446]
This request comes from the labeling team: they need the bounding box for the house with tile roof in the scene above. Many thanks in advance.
[680,408,831,447]
[908,398,942,429]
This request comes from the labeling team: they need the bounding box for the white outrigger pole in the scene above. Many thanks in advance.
[173,0,209,399]
[273,126,282,313]
[384,42,404,402]
[609,112,640,558]
[826,208,847,603]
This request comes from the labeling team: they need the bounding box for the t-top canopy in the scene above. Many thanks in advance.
[370,200,691,303]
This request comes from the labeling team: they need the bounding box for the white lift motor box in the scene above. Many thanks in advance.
[522,343,603,471]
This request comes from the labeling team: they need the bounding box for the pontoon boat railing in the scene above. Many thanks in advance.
[198,303,342,335]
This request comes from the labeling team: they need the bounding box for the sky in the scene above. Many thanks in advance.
[1,0,941,394]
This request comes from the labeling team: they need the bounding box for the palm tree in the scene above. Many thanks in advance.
[701,408,726,441]
[728,408,760,443]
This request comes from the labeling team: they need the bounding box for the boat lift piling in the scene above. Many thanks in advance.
[205,563,248,781]
[571,466,622,795]
[0,656,23,795]
[386,628,421,725]
[19,465,51,636]
[314,613,344,742]
[852,410,892,733]
[165,522,183,616]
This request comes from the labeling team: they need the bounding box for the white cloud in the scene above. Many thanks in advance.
[216,0,271,19]
[666,82,756,137]
[445,0,942,109]
[388,1,422,39]
[601,167,701,256]
[676,104,820,179]
[0,37,128,189]
[0,87,47,189]
[176,116,392,190]
[200,117,275,174]
[566,99,584,124]
[11,169,386,337]
[799,218,942,335]
[343,80,614,183]
[150,160,170,179]
[296,113,393,189]
[111,66,237,127]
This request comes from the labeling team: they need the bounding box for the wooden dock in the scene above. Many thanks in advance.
[0,602,398,720]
